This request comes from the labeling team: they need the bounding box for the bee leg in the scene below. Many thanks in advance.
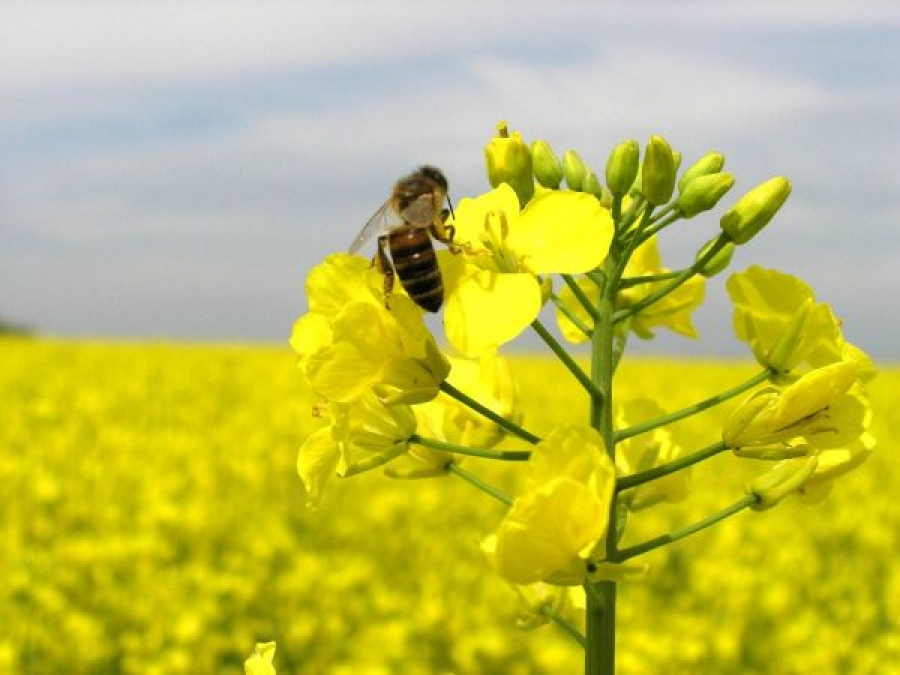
[432,221,463,255]
[376,235,394,309]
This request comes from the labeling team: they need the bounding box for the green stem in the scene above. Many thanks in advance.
[543,605,588,648]
[616,441,728,492]
[409,435,531,461]
[562,274,601,320]
[614,368,772,443]
[638,209,680,242]
[585,247,621,675]
[612,234,729,325]
[611,494,756,562]
[618,270,681,289]
[440,381,541,445]
[531,319,604,405]
[550,292,593,339]
[446,462,513,506]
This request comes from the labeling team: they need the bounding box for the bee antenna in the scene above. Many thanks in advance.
[446,195,456,220]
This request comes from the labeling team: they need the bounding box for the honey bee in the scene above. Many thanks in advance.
[349,166,456,312]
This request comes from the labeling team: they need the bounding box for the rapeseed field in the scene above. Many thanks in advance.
[2,337,897,674]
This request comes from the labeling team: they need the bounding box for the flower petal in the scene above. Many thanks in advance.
[443,256,541,356]
[509,191,613,274]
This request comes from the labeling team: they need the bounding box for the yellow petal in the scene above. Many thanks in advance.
[494,477,608,586]
[449,183,521,251]
[443,258,541,356]
[297,427,339,508]
[289,313,332,362]
[509,191,613,274]
[305,253,378,316]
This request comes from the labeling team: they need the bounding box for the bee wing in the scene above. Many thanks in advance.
[399,192,440,229]
[348,200,405,253]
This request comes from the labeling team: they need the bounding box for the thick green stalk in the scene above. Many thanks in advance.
[585,249,621,675]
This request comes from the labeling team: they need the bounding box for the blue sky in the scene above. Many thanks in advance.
[2,3,899,360]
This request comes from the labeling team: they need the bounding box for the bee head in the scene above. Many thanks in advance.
[417,165,448,193]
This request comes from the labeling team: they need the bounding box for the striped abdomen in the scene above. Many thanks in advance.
[388,228,443,312]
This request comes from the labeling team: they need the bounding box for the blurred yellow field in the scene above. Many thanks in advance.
[2,338,897,674]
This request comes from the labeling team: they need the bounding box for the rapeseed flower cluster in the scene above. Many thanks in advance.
[290,121,875,674]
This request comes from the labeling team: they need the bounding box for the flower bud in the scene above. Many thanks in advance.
[695,237,735,278]
[582,170,604,199]
[605,139,640,195]
[765,298,812,374]
[677,151,725,193]
[722,388,778,448]
[720,177,792,245]
[748,456,818,510]
[641,135,677,205]
[485,120,534,207]
[530,140,564,188]
[677,172,735,218]
[562,149,588,191]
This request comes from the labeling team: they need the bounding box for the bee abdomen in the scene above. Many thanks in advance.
[389,229,444,312]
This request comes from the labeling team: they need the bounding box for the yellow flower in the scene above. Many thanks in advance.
[492,427,616,586]
[244,642,276,675]
[297,394,416,506]
[556,235,704,343]
[615,400,690,510]
[443,184,613,355]
[798,433,875,502]
[726,265,873,376]
[291,253,450,405]
[723,362,870,450]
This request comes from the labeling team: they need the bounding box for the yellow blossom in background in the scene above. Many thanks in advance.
[615,399,691,510]
[297,394,417,506]
[491,427,616,586]
[290,254,450,405]
[245,642,276,675]
[443,184,613,355]
[556,235,705,343]
[726,265,874,377]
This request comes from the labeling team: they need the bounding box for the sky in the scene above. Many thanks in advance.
[2,3,899,360]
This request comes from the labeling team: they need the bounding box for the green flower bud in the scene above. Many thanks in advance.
[765,298,812,374]
[694,237,735,278]
[530,140,563,188]
[562,149,588,191]
[720,177,792,245]
[605,139,640,195]
[678,151,726,193]
[582,170,603,199]
[485,121,534,207]
[749,456,818,510]
[641,135,677,206]
[672,150,682,174]
[677,172,735,218]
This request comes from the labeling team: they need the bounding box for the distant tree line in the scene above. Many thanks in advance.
[0,316,33,336]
